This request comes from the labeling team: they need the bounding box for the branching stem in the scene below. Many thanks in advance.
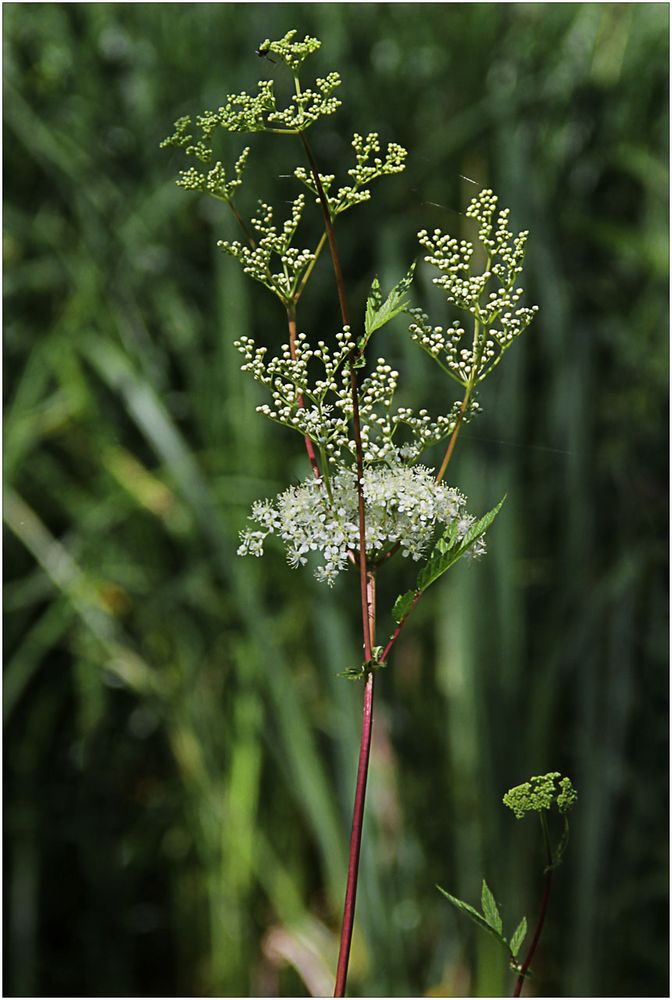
[298,126,374,997]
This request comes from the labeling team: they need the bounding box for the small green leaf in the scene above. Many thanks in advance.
[337,665,365,681]
[364,263,416,339]
[392,589,417,624]
[481,879,503,935]
[338,648,387,680]
[416,496,506,592]
[509,915,528,958]
[437,886,509,950]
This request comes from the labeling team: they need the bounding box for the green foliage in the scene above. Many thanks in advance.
[338,646,386,681]
[392,496,505,623]
[510,916,528,960]
[437,879,527,964]
[481,878,503,936]
[364,263,416,341]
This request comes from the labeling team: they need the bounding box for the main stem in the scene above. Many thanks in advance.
[298,129,373,996]
[334,572,376,996]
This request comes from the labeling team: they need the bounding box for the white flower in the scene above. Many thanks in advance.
[238,464,485,585]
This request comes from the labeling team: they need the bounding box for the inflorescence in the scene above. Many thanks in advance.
[238,466,484,585]
[234,328,461,466]
[411,189,538,387]
[162,31,539,592]
[503,773,578,820]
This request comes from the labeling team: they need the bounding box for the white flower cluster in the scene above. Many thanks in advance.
[219,195,315,302]
[238,465,484,584]
[294,132,407,218]
[414,189,538,385]
[234,330,461,466]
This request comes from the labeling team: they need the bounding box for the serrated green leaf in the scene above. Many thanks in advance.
[337,665,365,681]
[392,589,417,624]
[437,886,509,949]
[509,915,528,958]
[364,262,416,338]
[364,276,383,334]
[481,879,503,935]
[417,495,506,592]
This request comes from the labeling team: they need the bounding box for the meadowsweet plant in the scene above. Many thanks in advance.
[163,29,539,996]
[438,773,578,997]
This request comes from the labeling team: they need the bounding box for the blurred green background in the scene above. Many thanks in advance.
[4,3,668,997]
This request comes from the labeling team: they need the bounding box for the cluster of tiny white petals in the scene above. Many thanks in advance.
[414,189,539,384]
[238,466,483,584]
[218,195,315,301]
[294,132,407,218]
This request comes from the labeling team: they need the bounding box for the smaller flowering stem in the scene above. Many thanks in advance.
[435,387,471,484]
[295,231,328,300]
[513,814,554,997]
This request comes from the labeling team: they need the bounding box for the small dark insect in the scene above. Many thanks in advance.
[255,44,276,63]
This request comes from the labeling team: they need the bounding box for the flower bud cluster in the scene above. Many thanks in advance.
[176,147,251,202]
[294,132,407,218]
[235,329,464,467]
[238,465,483,585]
[218,195,315,301]
[257,30,321,73]
[415,189,538,385]
[267,73,342,131]
[503,772,578,820]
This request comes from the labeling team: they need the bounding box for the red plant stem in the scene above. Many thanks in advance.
[379,590,422,665]
[513,869,553,996]
[299,132,372,662]
[334,669,374,994]
[334,572,376,996]
[298,131,374,997]
[286,304,321,479]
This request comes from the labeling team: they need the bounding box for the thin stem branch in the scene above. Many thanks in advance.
[228,198,256,249]
[513,814,555,997]
[379,589,422,665]
[286,304,321,480]
[513,871,553,997]
[435,385,471,484]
